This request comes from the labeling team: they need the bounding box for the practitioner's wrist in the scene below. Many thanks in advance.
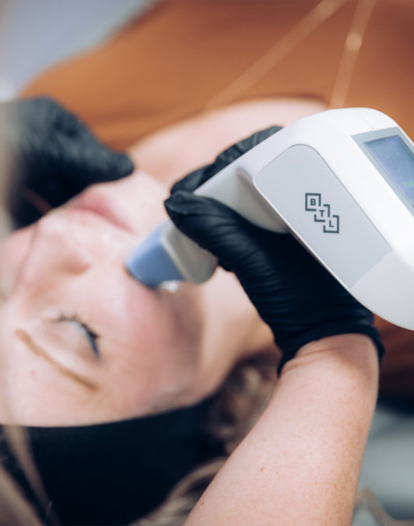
[280,333,380,379]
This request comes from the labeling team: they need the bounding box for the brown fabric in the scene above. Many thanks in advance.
[21,0,414,149]
[20,0,414,400]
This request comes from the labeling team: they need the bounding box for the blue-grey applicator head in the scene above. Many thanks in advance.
[126,225,184,287]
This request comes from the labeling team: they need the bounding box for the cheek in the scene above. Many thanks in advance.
[108,279,202,366]
[99,291,177,415]
[0,228,33,295]
[158,284,203,361]
[90,269,177,369]
[92,274,202,416]
[118,289,175,362]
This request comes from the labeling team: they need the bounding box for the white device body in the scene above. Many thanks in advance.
[159,108,414,330]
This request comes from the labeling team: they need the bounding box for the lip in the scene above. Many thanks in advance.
[68,191,135,233]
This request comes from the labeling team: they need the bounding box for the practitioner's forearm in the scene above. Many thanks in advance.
[185,334,379,526]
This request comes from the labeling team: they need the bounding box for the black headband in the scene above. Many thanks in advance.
[1,398,221,525]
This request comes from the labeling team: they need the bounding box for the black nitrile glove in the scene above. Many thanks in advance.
[165,127,384,372]
[2,97,134,227]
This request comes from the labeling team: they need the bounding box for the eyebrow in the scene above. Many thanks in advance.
[16,329,98,391]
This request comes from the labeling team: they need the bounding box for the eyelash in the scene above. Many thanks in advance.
[56,312,100,358]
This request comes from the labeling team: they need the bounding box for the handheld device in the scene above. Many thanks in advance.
[127,108,414,330]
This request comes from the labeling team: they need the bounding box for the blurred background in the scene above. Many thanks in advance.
[0,0,156,100]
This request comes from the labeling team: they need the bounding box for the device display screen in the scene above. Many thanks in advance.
[365,135,414,205]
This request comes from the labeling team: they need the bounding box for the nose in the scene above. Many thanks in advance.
[17,212,92,287]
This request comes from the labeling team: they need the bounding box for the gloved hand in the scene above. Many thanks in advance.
[165,127,384,372]
[2,97,134,227]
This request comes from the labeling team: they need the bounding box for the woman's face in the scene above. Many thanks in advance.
[0,172,202,426]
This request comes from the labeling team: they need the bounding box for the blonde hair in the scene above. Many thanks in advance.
[0,426,45,525]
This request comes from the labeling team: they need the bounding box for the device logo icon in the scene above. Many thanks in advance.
[305,193,340,234]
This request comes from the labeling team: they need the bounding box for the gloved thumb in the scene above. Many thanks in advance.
[165,189,276,274]
[171,126,282,194]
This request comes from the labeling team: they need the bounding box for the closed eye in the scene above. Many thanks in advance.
[56,313,100,359]
[16,329,98,391]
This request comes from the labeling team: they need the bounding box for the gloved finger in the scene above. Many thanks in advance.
[22,97,134,183]
[165,189,278,273]
[9,177,67,228]
[18,96,88,137]
[10,145,133,229]
[53,130,134,184]
[12,134,133,208]
[165,189,342,292]
[170,126,282,194]
[7,100,134,189]
[9,191,53,229]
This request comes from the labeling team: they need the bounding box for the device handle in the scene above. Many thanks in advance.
[162,146,288,283]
